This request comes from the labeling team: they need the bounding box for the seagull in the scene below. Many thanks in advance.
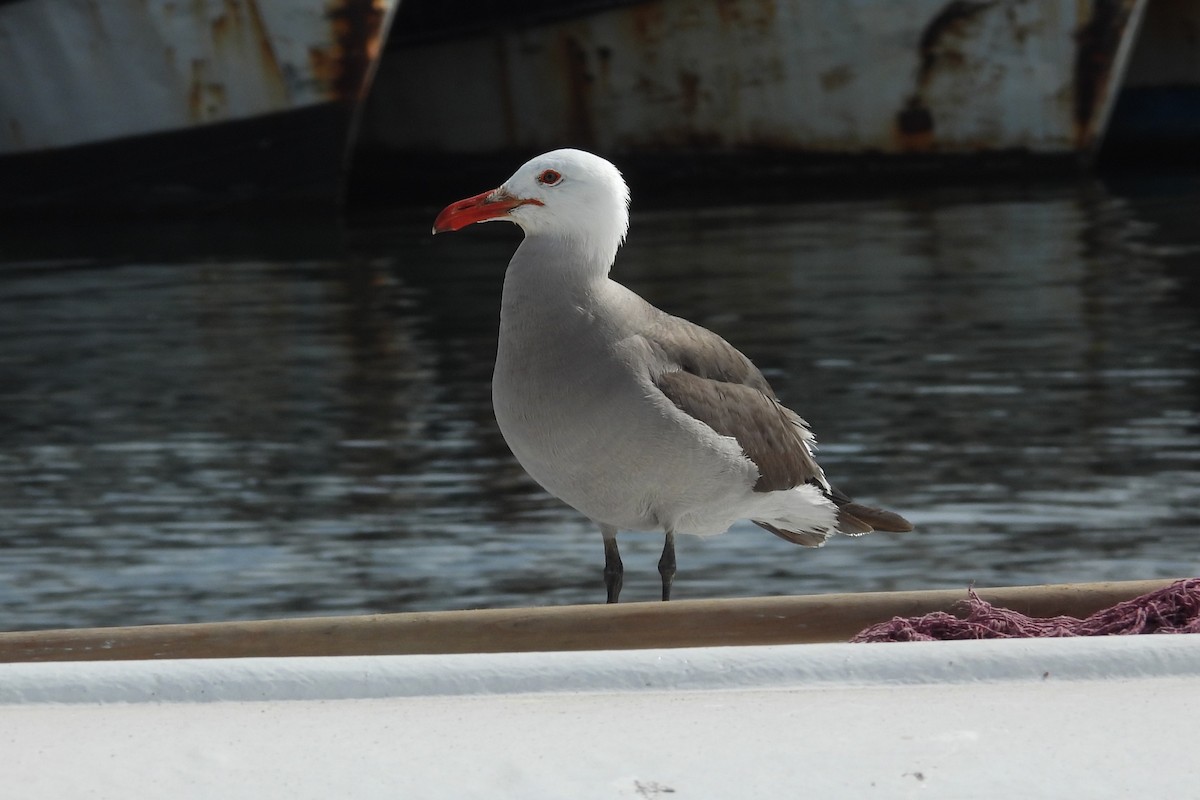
[433,148,912,603]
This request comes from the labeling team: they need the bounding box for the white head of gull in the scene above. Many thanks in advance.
[434,148,911,603]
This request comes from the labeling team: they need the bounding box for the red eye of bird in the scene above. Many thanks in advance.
[537,169,562,186]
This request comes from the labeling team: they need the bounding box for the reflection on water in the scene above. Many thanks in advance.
[1,174,1199,630]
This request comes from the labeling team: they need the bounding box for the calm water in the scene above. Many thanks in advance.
[2,173,1199,630]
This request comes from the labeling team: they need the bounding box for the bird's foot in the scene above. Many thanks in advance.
[658,531,677,602]
[602,526,623,604]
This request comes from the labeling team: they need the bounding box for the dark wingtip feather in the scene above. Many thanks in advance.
[835,508,875,535]
[838,502,913,533]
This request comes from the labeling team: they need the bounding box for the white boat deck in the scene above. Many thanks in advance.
[3,634,1197,798]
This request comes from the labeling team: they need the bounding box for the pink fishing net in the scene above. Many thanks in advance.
[851,578,1200,643]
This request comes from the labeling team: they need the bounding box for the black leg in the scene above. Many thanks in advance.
[658,530,676,601]
[601,525,623,604]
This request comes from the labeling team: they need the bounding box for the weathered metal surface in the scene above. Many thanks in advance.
[0,0,397,155]
[363,0,1148,158]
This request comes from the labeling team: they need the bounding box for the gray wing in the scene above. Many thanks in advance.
[643,314,914,539]
[644,314,779,399]
[643,315,828,494]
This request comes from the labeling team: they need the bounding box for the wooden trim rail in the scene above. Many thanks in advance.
[0,579,1178,663]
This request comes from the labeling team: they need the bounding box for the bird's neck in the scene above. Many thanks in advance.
[498,235,624,358]
[504,234,613,306]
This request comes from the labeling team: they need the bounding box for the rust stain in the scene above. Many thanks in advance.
[211,0,245,51]
[915,0,996,85]
[211,11,229,41]
[309,45,337,93]
[187,58,228,122]
[628,2,668,48]
[1072,0,1135,148]
[206,82,228,117]
[715,0,777,33]
[896,0,996,152]
[318,0,390,103]
[203,0,289,105]
[9,118,23,148]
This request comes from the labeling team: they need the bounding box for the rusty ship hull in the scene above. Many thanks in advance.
[0,0,396,212]
[360,0,1153,176]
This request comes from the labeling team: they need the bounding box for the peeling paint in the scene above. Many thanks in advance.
[365,0,1146,160]
[894,0,998,152]
[0,0,398,154]
[320,0,391,103]
[916,0,997,85]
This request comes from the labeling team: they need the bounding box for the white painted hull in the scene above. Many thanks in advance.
[0,0,397,209]
[3,636,1197,798]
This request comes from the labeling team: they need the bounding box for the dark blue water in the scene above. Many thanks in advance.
[2,173,1198,630]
